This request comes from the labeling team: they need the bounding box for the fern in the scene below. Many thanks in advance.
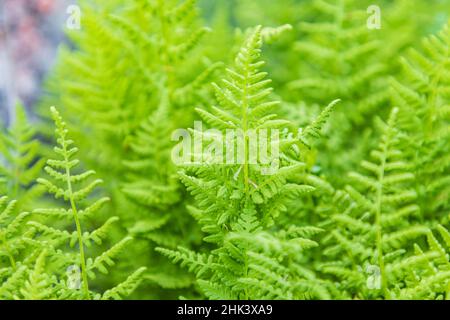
[42,0,220,181]
[157,26,331,300]
[0,197,29,283]
[281,0,392,184]
[0,196,51,300]
[27,107,145,299]
[19,250,56,300]
[0,104,45,210]
[320,108,432,299]
[39,0,222,298]
[390,22,450,224]
[392,226,450,299]
[0,0,448,301]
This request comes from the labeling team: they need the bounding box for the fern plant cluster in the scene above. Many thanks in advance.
[0,0,449,299]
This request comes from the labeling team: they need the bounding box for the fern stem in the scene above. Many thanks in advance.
[242,64,249,194]
[7,253,16,269]
[69,194,90,299]
[7,250,16,270]
[375,138,388,299]
[64,153,90,299]
[243,256,249,300]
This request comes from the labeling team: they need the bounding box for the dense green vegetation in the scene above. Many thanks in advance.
[0,0,449,299]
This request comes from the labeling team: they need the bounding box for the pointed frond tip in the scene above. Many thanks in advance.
[299,99,341,148]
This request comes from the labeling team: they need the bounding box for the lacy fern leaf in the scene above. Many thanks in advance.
[158,26,330,300]
[28,107,145,299]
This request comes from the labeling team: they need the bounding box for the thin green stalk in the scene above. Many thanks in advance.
[64,150,90,299]
[242,63,250,195]
[375,139,388,299]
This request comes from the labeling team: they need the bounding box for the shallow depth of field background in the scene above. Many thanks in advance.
[1,0,448,122]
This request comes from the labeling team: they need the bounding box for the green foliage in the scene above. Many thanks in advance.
[0,197,31,299]
[390,23,450,224]
[156,27,333,300]
[0,108,146,299]
[0,104,45,210]
[40,0,221,297]
[1,0,449,300]
[319,108,428,299]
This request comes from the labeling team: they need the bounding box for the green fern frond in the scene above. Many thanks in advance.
[0,104,45,210]
[20,251,56,300]
[159,26,332,300]
[322,107,429,299]
[0,197,30,272]
[102,267,147,300]
[0,264,28,300]
[390,22,450,223]
[27,107,144,300]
